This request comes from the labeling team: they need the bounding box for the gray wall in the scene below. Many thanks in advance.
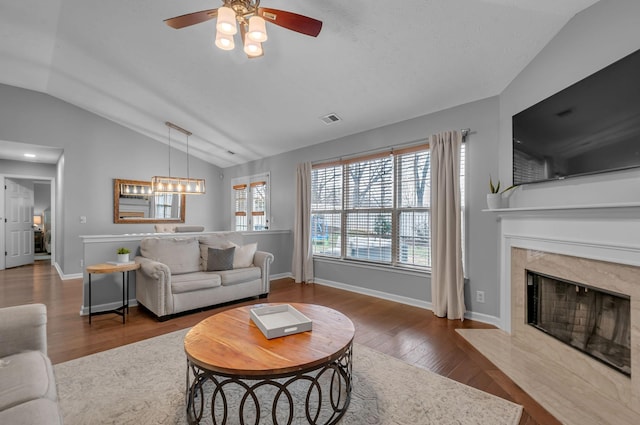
[2,0,637,320]
[0,159,57,178]
[34,182,50,216]
[223,97,502,318]
[0,84,226,275]
[499,0,640,208]
[222,0,640,320]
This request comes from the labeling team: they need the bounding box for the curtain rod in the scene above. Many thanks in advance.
[312,128,471,165]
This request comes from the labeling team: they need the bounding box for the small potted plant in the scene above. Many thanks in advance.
[487,177,518,209]
[116,247,131,263]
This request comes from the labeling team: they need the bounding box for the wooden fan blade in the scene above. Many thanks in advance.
[164,9,218,29]
[257,8,322,37]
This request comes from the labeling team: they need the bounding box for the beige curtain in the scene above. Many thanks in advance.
[291,162,314,283]
[430,130,465,320]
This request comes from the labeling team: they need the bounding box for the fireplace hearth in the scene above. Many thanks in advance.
[526,270,631,375]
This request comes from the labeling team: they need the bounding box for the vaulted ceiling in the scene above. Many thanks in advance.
[0,0,600,167]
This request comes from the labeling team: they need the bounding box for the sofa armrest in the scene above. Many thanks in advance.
[135,256,173,318]
[253,250,274,294]
[136,256,171,280]
[0,303,47,358]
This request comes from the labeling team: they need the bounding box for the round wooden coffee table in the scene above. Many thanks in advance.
[184,303,355,425]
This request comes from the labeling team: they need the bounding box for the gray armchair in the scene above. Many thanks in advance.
[0,304,63,424]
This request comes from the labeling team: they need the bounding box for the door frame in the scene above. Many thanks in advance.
[1,174,56,270]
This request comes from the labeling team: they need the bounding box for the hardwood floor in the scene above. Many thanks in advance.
[1,260,560,425]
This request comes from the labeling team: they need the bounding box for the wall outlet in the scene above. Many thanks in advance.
[476,290,485,303]
[80,259,84,268]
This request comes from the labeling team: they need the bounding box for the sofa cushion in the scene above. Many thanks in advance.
[198,237,236,271]
[171,272,222,294]
[140,237,200,275]
[207,246,235,271]
[232,242,257,268]
[0,351,57,411]
[0,398,62,425]
[198,232,244,247]
[175,225,205,233]
[217,266,261,286]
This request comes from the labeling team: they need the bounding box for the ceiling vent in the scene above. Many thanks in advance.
[320,113,342,125]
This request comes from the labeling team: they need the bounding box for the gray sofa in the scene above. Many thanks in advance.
[0,303,63,424]
[135,232,274,320]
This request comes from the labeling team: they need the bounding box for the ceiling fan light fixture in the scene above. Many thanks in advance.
[247,16,268,42]
[244,38,263,57]
[215,31,235,50]
[216,6,237,35]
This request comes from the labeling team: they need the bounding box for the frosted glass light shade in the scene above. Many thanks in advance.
[215,31,235,50]
[216,6,237,35]
[243,38,262,57]
[247,16,267,42]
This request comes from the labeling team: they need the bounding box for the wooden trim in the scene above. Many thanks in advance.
[233,184,247,190]
[113,178,185,224]
[313,143,429,169]
[250,181,267,187]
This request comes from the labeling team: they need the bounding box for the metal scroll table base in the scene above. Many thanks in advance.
[186,344,353,425]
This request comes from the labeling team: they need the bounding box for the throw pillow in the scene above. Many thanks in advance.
[207,246,235,271]
[232,242,257,269]
[199,240,234,270]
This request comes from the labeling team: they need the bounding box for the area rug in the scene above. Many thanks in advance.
[54,329,522,425]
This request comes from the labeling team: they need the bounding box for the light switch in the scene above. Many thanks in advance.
[80,216,87,224]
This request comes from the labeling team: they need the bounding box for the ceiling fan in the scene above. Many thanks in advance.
[164,0,322,58]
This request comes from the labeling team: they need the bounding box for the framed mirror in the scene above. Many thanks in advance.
[113,179,185,224]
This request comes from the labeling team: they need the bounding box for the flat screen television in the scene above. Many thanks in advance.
[512,48,640,186]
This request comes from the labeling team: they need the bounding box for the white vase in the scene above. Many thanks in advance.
[117,253,130,263]
[486,193,503,210]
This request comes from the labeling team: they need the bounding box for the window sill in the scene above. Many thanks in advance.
[313,255,431,277]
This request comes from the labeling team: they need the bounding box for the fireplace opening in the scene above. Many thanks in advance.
[526,270,631,376]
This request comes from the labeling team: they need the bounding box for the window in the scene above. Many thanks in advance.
[232,173,270,231]
[153,194,179,219]
[311,144,465,269]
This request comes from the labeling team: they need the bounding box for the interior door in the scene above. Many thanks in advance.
[5,178,34,268]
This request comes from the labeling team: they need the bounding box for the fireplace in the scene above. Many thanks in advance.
[525,270,631,375]
[459,205,640,424]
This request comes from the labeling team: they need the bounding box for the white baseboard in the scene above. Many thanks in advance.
[270,272,292,280]
[462,310,502,327]
[54,262,83,280]
[313,277,501,327]
[313,277,432,310]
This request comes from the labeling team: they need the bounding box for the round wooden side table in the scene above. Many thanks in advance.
[184,303,355,424]
[86,262,140,324]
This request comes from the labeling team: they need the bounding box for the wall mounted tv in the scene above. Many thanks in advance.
[512,48,640,186]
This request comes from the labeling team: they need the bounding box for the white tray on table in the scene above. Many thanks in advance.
[250,304,313,339]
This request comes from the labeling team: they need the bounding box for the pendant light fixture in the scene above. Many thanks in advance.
[151,122,206,195]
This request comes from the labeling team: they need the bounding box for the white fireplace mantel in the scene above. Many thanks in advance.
[494,203,640,332]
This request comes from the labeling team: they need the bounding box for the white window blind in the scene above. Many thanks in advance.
[231,174,270,231]
[311,143,465,269]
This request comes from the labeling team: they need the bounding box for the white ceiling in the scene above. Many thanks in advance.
[0,0,600,168]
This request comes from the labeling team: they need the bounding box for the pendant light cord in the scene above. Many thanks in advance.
[167,125,172,177]
[186,133,190,179]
